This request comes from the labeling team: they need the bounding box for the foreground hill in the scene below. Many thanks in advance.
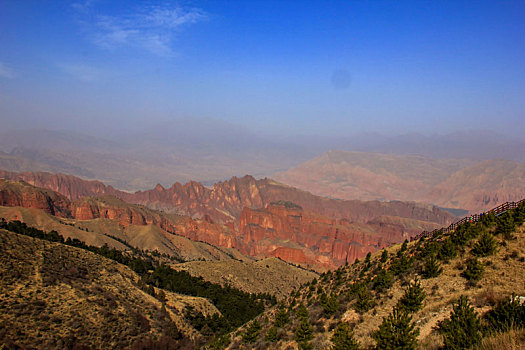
[0,177,451,270]
[0,228,209,349]
[273,150,525,213]
[224,200,525,349]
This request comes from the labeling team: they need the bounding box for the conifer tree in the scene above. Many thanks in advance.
[354,286,375,314]
[373,268,394,292]
[438,238,457,261]
[397,280,426,313]
[296,303,310,321]
[421,255,443,279]
[438,296,482,349]
[295,318,314,347]
[472,231,498,257]
[381,249,389,263]
[243,320,261,344]
[331,322,359,350]
[372,306,419,350]
[274,306,289,328]
[461,258,485,282]
[265,326,279,342]
[496,212,516,240]
[322,294,339,315]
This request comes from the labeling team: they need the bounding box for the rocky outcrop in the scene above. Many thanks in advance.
[234,201,435,270]
[0,171,456,225]
[0,179,71,217]
[0,174,451,271]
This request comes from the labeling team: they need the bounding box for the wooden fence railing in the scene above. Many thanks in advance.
[410,198,525,242]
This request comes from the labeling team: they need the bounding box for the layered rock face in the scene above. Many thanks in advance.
[0,173,453,270]
[235,201,437,270]
[0,179,71,217]
[0,171,455,225]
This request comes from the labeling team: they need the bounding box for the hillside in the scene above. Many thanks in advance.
[223,200,525,349]
[0,177,452,269]
[174,257,317,301]
[0,228,211,349]
[273,150,525,213]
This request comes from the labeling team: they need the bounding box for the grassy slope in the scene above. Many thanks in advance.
[227,218,525,349]
[0,229,219,349]
[174,257,318,300]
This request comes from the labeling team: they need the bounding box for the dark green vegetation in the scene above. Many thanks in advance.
[372,306,419,350]
[0,218,274,340]
[438,296,483,350]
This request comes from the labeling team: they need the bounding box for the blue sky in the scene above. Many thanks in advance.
[0,0,524,138]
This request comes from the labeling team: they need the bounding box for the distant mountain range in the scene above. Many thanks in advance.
[273,150,525,213]
[0,127,523,191]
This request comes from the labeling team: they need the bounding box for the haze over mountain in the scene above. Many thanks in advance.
[274,150,525,213]
[0,127,523,191]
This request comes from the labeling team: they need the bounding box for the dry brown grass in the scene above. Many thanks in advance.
[477,327,525,350]
[0,229,213,349]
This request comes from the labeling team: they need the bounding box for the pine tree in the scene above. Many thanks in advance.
[496,212,516,240]
[381,249,389,263]
[243,320,261,343]
[421,255,443,279]
[265,326,279,342]
[472,231,498,257]
[372,306,419,350]
[485,294,525,332]
[461,258,485,282]
[373,268,394,292]
[295,318,314,344]
[438,238,457,261]
[274,307,289,328]
[331,322,359,350]
[322,294,339,315]
[438,296,482,349]
[397,280,426,313]
[296,303,310,321]
[354,286,375,314]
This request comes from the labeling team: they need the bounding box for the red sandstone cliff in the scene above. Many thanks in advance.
[0,170,456,225]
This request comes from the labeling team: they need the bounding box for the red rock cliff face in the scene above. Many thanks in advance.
[0,171,456,226]
[0,179,71,217]
[0,175,449,271]
[235,202,421,270]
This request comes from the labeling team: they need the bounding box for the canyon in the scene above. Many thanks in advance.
[0,173,452,270]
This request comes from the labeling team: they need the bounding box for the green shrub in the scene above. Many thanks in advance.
[331,322,359,350]
[461,258,485,282]
[472,231,498,257]
[421,255,443,279]
[296,303,310,321]
[295,318,314,344]
[496,212,516,240]
[321,294,339,316]
[390,254,414,276]
[381,249,389,263]
[438,296,482,350]
[274,307,289,328]
[372,306,419,350]
[243,320,261,343]
[265,326,279,342]
[397,280,426,313]
[438,238,457,261]
[354,286,375,314]
[373,268,394,293]
[485,294,525,332]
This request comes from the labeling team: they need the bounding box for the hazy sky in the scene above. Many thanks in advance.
[0,0,524,138]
